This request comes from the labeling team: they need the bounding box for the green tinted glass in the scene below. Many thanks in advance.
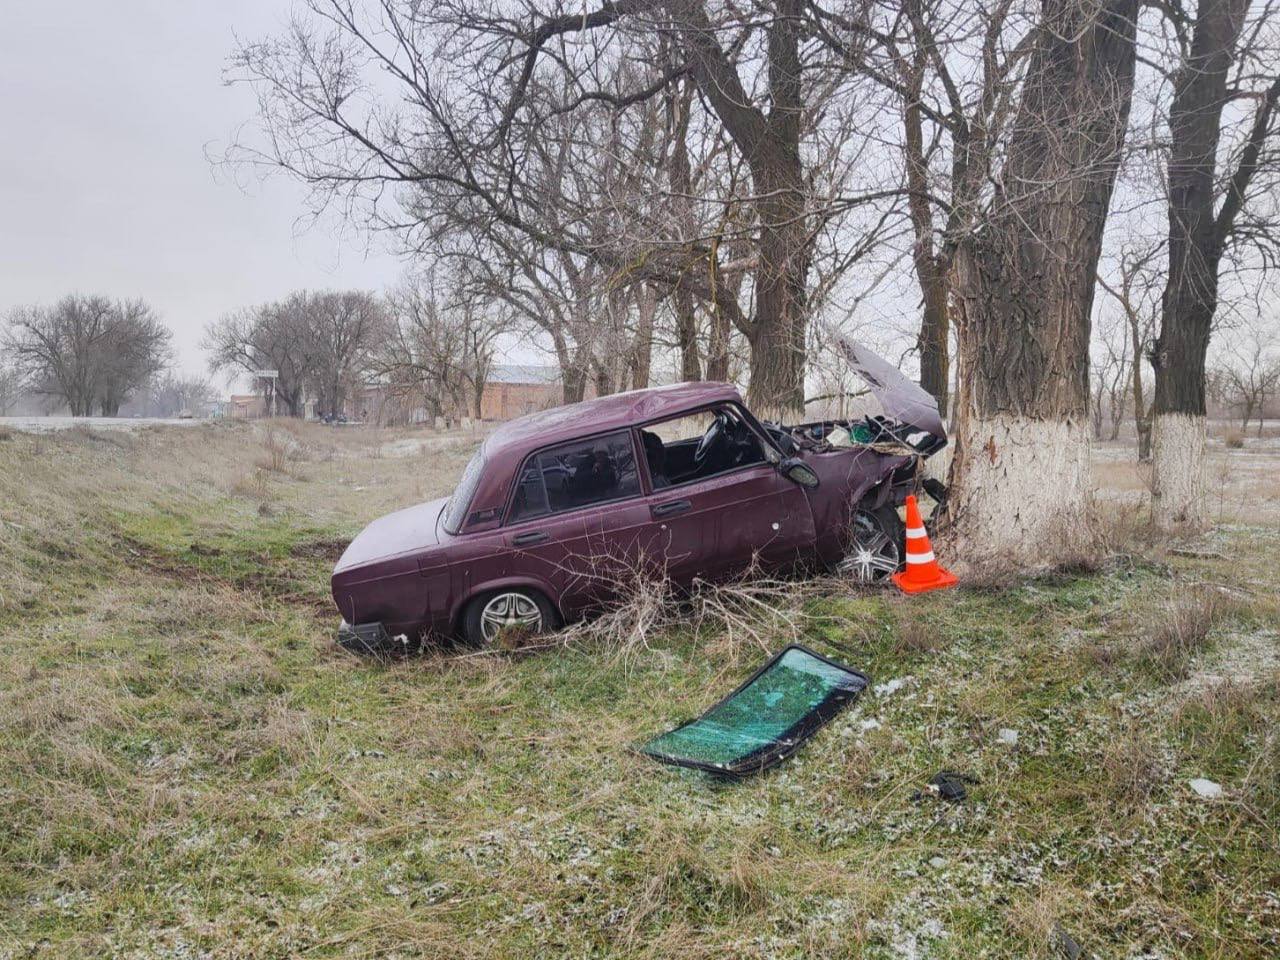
[640,646,868,777]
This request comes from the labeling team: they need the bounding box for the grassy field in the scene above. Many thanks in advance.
[0,421,1277,958]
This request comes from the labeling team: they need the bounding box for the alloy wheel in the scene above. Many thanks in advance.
[838,511,902,584]
[478,592,544,643]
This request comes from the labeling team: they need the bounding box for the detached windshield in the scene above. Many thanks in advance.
[442,450,485,534]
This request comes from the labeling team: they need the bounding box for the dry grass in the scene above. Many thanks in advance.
[1136,586,1231,679]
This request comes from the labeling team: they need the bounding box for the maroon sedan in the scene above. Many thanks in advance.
[332,340,947,651]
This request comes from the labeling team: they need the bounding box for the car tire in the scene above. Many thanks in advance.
[461,588,560,648]
[838,504,906,584]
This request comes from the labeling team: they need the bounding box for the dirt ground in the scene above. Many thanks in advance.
[0,420,1276,959]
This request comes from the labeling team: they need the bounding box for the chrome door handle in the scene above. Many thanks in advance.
[651,499,692,518]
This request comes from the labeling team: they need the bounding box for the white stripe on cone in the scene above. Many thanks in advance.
[906,526,927,539]
[906,550,936,564]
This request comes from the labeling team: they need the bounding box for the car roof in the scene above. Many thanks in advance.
[483,381,743,460]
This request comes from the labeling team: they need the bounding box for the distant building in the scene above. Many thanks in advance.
[480,365,566,420]
[228,394,268,419]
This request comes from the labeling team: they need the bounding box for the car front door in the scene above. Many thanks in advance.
[637,406,816,585]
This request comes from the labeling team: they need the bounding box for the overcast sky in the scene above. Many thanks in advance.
[0,1,404,382]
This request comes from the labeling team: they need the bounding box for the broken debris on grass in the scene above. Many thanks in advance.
[638,644,868,778]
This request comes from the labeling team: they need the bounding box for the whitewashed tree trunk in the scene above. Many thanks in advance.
[946,416,1094,569]
[1151,412,1207,528]
[943,0,1136,571]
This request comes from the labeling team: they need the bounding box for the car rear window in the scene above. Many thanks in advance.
[442,449,486,534]
[508,431,639,523]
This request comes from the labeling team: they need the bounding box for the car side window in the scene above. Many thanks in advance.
[508,431,640,523]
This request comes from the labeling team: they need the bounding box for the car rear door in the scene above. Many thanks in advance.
[502,430,651,614]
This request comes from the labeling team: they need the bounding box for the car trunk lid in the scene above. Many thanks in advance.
[334,497,448,573]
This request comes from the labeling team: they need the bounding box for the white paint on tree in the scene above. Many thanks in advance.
[948,416,1093,568]
[1152,412,1206,529]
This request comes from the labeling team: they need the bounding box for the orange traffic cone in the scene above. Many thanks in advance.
[891,494,958,594]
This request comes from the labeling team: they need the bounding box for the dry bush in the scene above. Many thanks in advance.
[893,613,944,655]
[1224,429,1245,449]
[0,424,14,442]
[230,467,271,502]
[476,553,814,664]
[256,423,298,474]
[1135,587,1231,679]
[1100,728,1162,807]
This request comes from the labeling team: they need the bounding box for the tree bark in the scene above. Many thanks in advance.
[1151,0,1251,528]
[902,31,950,416]
[674,286,702,382]
[747,166,810,419]
[666,0,811,419]
[631,285,656,389]
[946,0,1138,569]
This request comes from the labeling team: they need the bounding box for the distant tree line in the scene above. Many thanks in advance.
[202,277,503,422]
[2,295,173,416]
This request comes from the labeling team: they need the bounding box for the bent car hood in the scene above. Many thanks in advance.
[837,337,946,441]
[334,497,447,573]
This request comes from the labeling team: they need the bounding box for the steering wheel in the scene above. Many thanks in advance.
[693,411,729,466]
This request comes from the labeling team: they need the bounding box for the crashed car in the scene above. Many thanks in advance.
[332,340,947,651]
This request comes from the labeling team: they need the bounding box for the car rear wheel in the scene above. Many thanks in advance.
[838,505,905,584]
[462,588,559,648]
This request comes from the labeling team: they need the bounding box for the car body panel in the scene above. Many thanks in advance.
[331,342,947,642]
[836,336,946,440]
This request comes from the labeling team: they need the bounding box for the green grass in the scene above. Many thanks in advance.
[0,424,1277,958]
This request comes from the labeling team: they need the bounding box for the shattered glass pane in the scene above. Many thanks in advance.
[640,646,868,777]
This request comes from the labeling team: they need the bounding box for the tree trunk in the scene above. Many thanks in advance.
[946,0,1138,569]
[746,166,809,421]
[917,267,950,418]
[632,286,656,389]
[1151,0,1249,529]
[902,36,950,417]
[667,0,810,419]
[705,254,733,381]
[1128,318,1152,460]
[674,286,702,382]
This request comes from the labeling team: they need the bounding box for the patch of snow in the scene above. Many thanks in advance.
[874,677,909,697]
[997,728,1019,746]
[1188,778,1222,799]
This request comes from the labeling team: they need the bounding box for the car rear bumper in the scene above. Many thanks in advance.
[336,619,404,654]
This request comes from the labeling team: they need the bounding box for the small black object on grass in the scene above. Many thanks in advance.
[638,644,869,779]
[911,770,980,803]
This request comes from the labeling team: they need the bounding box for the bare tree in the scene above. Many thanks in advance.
[1212,315,1280,433]
[1148,0,1280,526]
[205,296,315,417]
[204,290,383,417]
[3,295,172,416]
[306,291,387,417]
[1091,312,1133,441]
[224,0,899,418]
[815,0,1038,415]
[134,372,215,418]
[0,361,22,415]
[1098,241,1163,459]
[381,273,505,421]
[95,300,173,416]
[944,0,1140,566]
